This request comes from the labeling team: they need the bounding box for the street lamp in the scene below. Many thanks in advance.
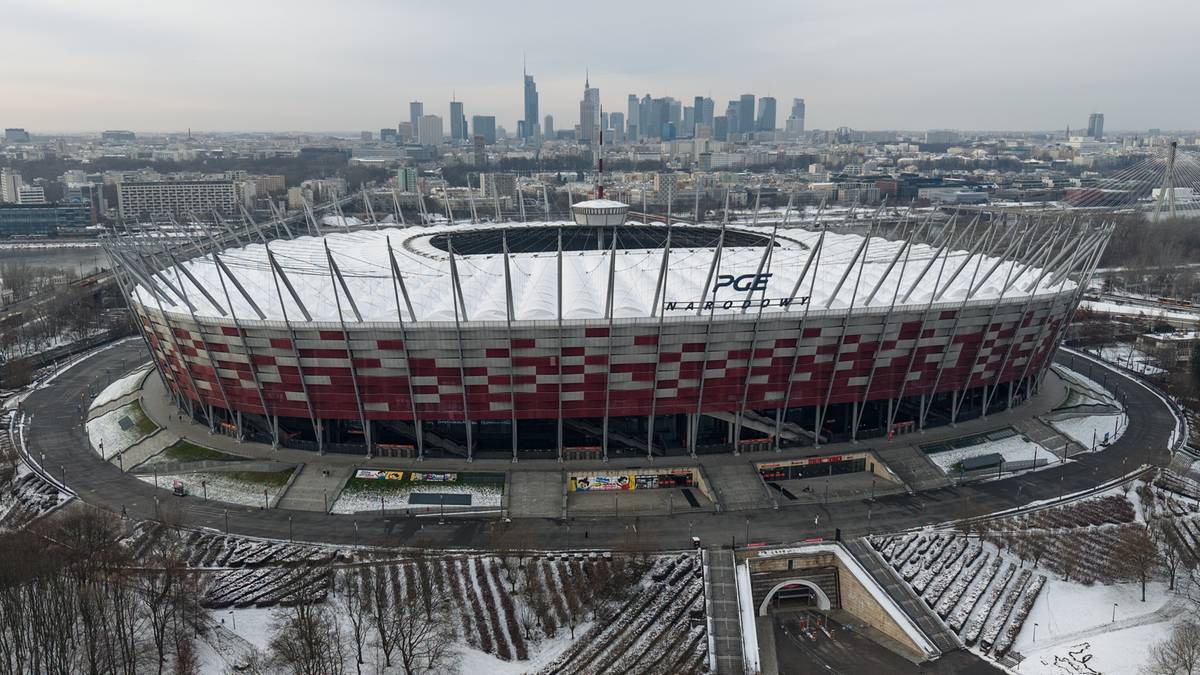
[1033,622,1038,643]
[1112,603,1118,623]
[288,515,294,542]
[223,510,229,535]
[354,520,359,548]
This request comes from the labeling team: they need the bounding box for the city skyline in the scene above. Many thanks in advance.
[2,0,1199,133]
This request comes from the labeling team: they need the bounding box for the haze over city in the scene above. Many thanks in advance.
[4,0,1199,132]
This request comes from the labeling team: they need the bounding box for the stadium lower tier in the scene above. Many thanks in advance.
[133,292,1073,458]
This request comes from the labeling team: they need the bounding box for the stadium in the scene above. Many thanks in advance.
[109,198,1109,461]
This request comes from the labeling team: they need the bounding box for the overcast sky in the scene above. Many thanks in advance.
[3,0,1197,134]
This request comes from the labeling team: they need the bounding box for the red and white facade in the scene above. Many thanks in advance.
[115,209,1107,459]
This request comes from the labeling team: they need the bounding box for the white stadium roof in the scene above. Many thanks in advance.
[134,221,1076,324]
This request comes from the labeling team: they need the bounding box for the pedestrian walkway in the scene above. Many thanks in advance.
[276,464,354,512]
[843,539,958,655]
[706,462,775,512]
[508,471,563,518]
[705,548,746,675]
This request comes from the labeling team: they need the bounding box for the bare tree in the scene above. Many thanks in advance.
[335,568,372,674]
[268,594,347,675]
[1145,620,1200,675]
[1115,526,1161,602]
[369,565,396,668]
[1154,521,1190,591]
[390,577,457,675]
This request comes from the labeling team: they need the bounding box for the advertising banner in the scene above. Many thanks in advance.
[355,470,405,481]
[571,474,632,491]
[411,472,457,483]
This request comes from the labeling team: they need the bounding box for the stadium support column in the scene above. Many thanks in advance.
[542,185,551,220]
[447,237,474,460]
[646,218,675,458]
[266,244,323,453]
[325,242,373,457]
[917,217,992,429]
[301,196,320,236]
[502,233,519,462]
[689,215,729,456]
[1007,224,1090,403]
[361,188,378,228]
[390,189,407,227]
[386,237,424,459]
[851,217,916,439]
[212,253,277,448]
[238,205,269,245]
[815,222,876,445]
[980,222,1061,413]
[951,222,1034,420]
[774,227,826,450]
[267,200,296,239]
[556,227,564,461]
[733,198,786,448]
[466,175,479,224]
[101,240,174,403]
[884,216,962,434]
[1029,224,1111,394]
[601,235,619,462]
[166,251,240,439]
[493,187,503,223]
[442,192,455,224]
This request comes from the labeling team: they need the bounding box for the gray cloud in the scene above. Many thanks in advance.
[2,0,1196,133]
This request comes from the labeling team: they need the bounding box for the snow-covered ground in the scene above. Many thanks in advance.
[330,481,503,514]
[928,435,1052,475]
[136,470,289,508]
[1050,413,1128,450]
[90,365,150,410]
[1015,581,1180,675]
[1080,299,1200,324]
[85,402,156,460]
[1054,365,1121,408]
[1090,343,1167,376]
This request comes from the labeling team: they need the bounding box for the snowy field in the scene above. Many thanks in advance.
[927,435,1051,475]
[136,470,291,507]
[90,365,150,410]
[1013,579,1176,674]
[330,479,503,514]
[1050,413,1128,450]
[86,401,157,459]
[1054,365,1121,408]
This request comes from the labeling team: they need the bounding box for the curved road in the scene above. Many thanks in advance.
[19,341,1178,550]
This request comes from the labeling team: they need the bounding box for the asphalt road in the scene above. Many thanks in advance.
[19,341,1178,551]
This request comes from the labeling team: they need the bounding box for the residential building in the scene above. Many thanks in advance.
[481,173,518,200]
[417,115,443,146]
[380,128,398,142]
[116,180,242,218]
[16,186,46,204]
[0,168,22,203]
[397,167,419,193]
[3,128,30,143]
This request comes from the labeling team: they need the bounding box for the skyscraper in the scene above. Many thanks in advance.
[639,95,653,141]
[627,95,639,139]
[544,115,555,138]
[786,98,806,133]
[726,100,741,138]
[738,94,755,133]
[1087,113,1105,139]
[756,96,777,131]
[522,67,539,141]
[449,100,465,141]
[579,74,600,144]
[609,112,624,143]
[472,115,497,145]
[409,101,424,129]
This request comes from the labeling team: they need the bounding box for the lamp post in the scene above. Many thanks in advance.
[224,510,229,535]
[202,480,208,501]
[1033,622,1038,643]
[288,514,293,542]
[354,520,359,548]
[1112,603,1118,623]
